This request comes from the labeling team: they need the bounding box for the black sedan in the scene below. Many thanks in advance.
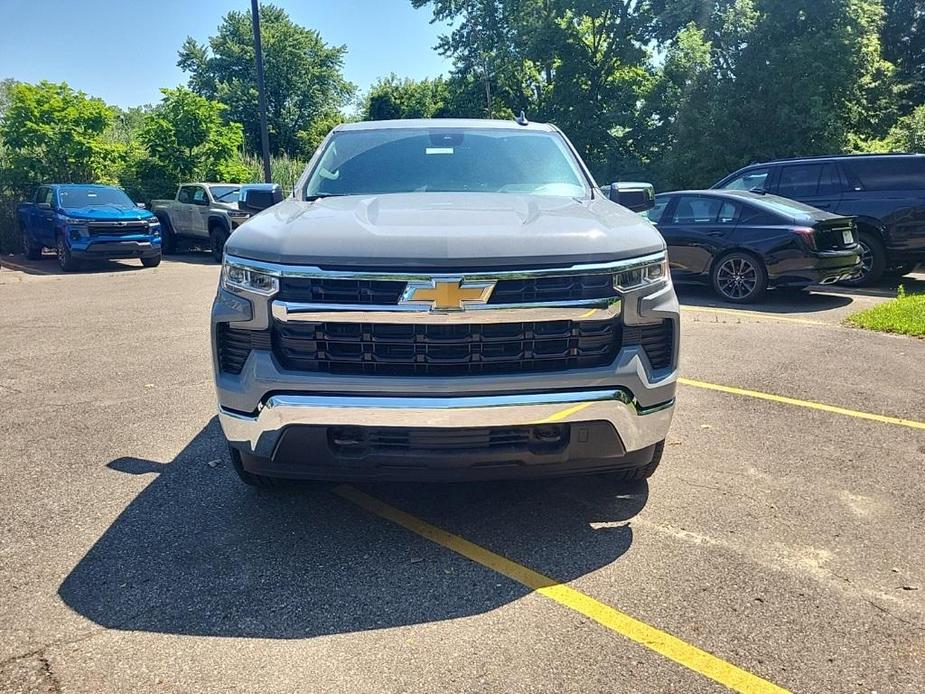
[645,190,862,303]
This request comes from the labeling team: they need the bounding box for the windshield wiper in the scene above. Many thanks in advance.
[305,193,345,201]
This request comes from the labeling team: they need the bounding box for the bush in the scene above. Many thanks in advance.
[237,152,308,194]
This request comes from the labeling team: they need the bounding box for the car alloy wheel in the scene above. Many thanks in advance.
[716,256,759,300]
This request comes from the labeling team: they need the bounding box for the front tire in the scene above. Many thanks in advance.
[210,226,229,263]
[141,254,161,268]
[228,445,284,488]
[841,231,886,286]
[22,228,42,260]
[56,235,80,272]
[157,215,176,254]
[606,440,664,482]
[711,252,767,303]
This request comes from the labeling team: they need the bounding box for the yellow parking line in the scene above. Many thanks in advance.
[533,401,593,423]
[334,485,790,694]
[680,377,925,430]
[682,306,829,326]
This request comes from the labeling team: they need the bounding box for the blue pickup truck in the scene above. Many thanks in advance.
[18,184,162,271]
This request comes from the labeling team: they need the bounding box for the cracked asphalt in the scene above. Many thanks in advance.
[1,254,923,693]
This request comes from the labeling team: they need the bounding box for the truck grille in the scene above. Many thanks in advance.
[88,222,150,237]
[623,321,674,370]
[217,318,674,376]
[217,324,272,374]
[277,275,618,305]
[272,319,621,376]
[328,425,567,455]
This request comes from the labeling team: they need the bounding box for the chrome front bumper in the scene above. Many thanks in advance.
[220,389,675,460]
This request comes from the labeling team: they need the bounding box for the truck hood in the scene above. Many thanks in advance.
[61,206,154,222]
[225,193,665,269]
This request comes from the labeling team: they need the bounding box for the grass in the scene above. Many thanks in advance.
[845,286,925,337]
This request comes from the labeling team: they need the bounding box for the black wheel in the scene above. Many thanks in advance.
[21,228,42,260]
[606,440,664,482]
[56,234,80,272]
[711,252,767,303]
[210,225,228,263]
[228,444,284,488]
[841,231,885,286]
[157,215,176,254]
[141,254,161,268]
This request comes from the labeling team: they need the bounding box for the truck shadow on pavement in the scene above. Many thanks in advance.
[58,419,648,639]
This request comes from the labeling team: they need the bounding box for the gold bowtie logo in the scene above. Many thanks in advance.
[402,279,496,311]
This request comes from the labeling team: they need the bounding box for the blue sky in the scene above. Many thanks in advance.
[0,0,453,109]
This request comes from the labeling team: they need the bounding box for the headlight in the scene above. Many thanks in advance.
[227,210,250,219]
[147,218,160,227]
[613,257,669,291]
[63,217,88,226]
[222,261,279,296]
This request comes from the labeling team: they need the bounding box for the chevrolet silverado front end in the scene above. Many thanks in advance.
[211,119,678,485]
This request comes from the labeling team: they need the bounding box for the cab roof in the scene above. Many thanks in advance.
[333,118,556,133]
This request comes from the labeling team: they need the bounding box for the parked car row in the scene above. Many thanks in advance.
[644,190,862,303]
[712,153,925,286]
[17,182,284,272]
[16,154,922,300]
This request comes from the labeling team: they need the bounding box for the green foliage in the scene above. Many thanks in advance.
[845,284,925,336]
[128,87,251,201]
[414,0,911,189]
[364,75,451,120]
[882,0,925,111]
[237,152,307,194]
[412,0,656,180]
[883,105,925,150]
[0,81,123,185]
[178,3,354,157]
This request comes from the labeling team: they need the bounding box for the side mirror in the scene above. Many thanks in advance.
[608,182,655,212]
[136,202,147,209]
[37,202,52,210]
[239,183,283,214]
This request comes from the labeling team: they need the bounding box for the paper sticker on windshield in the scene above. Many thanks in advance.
[426,147,454,155]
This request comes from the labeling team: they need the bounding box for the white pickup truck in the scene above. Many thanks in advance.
[151,183,253,261]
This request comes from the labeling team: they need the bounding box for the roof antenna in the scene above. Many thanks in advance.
[515,110,529,126]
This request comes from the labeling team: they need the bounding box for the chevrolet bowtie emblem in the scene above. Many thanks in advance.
[401,278,496,311]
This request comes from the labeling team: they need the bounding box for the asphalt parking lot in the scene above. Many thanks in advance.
[1,254,923,693]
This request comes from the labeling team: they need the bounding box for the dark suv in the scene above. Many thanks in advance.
[713,154,925,284]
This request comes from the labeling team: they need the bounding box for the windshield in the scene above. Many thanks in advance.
[210,185,241,202]
[59,186,134,208]
[304,128,589,199]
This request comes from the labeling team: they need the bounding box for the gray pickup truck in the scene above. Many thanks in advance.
[211,119,678,486]
[151,183,253,261]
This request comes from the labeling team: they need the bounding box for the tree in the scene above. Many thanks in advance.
[882,0,925,111]
[0,81,122,185]
[363,75,451,120]
[412,0,656,181]
[883,104,925,150]
[127,87,250,201]
[640,0,897,188]
[178,4,354,157]
[638,23,717,189]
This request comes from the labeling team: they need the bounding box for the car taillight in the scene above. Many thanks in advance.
[791,226,816,250]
